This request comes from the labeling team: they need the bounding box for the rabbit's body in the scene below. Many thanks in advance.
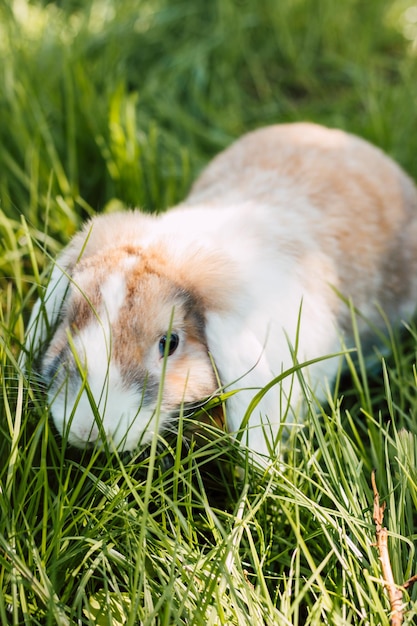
[25,123,417,458]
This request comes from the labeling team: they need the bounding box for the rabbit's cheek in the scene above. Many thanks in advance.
[162,353,217,408]
[46,358,161,450]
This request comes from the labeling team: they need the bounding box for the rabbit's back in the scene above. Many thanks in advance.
[186,122,417,329]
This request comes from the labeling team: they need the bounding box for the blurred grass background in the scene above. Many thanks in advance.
[2,0,417,232]
[1,0,417,624]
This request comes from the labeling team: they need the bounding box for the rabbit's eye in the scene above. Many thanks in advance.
[159,333,180,358]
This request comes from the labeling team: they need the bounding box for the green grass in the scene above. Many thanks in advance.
[1,0,417,623]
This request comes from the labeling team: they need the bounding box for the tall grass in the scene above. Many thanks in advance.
[1,0,417,623]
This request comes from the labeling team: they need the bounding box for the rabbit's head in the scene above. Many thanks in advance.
[26,213,232,451]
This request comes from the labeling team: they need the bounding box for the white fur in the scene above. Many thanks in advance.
[49,274,164,450]
[100,272,126,324]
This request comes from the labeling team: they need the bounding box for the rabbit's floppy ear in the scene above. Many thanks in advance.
[156,241,240,313]
[183,248,234,311]
[21,231,90,366]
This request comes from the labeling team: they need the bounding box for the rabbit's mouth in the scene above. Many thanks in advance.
[168,395,224,423]
[162,397,226,443]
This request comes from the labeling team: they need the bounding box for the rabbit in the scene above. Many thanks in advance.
[23,122,417,460]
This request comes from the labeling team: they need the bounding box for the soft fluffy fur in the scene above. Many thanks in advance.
[24,122,417,458]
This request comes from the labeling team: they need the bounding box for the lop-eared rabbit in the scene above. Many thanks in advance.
[23,123,417,460]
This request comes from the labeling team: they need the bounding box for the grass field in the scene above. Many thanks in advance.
[1,0,417,624]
